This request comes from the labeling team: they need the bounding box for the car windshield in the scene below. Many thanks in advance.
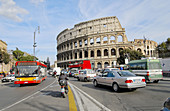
[15,66,39,77]
[117,71,136,77]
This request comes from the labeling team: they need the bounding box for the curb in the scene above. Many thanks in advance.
[68,82,111,111]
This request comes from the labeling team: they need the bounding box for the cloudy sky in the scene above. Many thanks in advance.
[0,0,169,64]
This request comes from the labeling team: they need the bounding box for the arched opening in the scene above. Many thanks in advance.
[97,62,102,68]
[79,40,82,47]
[96,37,100,44]
[84,50,88,58]
[75,53,77,59]
[111,48,116,55]
[70,53,72,59]
[91,63,94,70]
[97,50,101,57]
[103,36,108,44]
[110,36,115,43]
[137,48,142,52]
[119,48,123,55]
[104,49,108,56]
[79,51,82,58]
[90,38,94,45]
[67,54,69,60]
[84,39,87,46]
[104,62,109,68]
[74,42,77,48]
[118,35,123,42]
[91,50,94,57]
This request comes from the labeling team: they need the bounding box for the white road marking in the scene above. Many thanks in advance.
[69,82,111,111]
[0,79,57,111]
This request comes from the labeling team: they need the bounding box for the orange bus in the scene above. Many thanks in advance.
[14,61,47,85]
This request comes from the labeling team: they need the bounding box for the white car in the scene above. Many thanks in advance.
[93,71,146,92]
[77,69,96,82]
[1,74,15,82]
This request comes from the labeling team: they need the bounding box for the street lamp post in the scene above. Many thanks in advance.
[33,26,40,61]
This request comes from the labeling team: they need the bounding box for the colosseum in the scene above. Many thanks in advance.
[56,16,158,69]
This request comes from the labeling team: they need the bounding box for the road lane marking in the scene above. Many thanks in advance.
[69,82,111,111]
[0,79,57,111]
[68,85,77,111]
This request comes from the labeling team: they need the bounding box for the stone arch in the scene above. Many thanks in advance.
[104,49,108,56]
[91,63,94,69]
[70,53,72,59]
[90,38,94,45]
[104,62,109,68]
[110,36,115,43]
[91,50,94,57]
[103,36,108,44]
[79,50,82,58]
[84,39,87,46]
[84,50,88,58]
[137,48,142,52]
[97,62,102,68]
[118,35,123,42]
[75,52,77,59]
[119,48,123,55]
[74,41,77,48]
[111,48,116,55]
[96,37,101,44]
[97,50,101,57]
[67,54,69,60]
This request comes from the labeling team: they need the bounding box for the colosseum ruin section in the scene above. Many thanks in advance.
[56,16,158,69]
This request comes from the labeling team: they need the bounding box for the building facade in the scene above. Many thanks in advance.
[0,40,15,73]
[56,16,157,69]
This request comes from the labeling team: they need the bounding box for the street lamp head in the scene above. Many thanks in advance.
[38,26,40,34]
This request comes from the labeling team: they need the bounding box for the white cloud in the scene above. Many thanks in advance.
[78,0,170,43]
[0,0,29,22]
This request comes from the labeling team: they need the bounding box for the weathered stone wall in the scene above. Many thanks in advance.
[56,16,157,69]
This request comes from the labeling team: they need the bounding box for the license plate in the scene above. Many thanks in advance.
[133,79,140,83]
[24,82,28,83]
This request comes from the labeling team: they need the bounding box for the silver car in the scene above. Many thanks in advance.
[93,71,146,92]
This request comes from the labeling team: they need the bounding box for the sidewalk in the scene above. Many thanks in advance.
[162,77,170,81]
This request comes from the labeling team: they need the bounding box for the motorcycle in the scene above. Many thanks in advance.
[59,80,68,98]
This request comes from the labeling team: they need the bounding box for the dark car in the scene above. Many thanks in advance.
[161,97,170,111]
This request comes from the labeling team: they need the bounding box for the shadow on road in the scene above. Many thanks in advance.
[82,83,137,93]
[40,90,62,98]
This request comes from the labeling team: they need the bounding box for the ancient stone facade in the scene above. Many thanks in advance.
[0,40,15,73]
[56,16,157,69]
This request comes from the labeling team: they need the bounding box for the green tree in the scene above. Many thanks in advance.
[117,49,145,64]
[19,55,38,61]
[13,49,24,61]
[156,38,170,58]
[0,49,10,64]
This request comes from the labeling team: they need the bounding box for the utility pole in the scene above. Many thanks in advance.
[33,26,40,61]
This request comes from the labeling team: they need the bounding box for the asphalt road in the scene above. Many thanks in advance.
[69,77,170,111]
[0,76,169,111]
[0,76,69,111]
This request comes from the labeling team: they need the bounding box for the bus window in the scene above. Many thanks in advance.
[149,62,161,69]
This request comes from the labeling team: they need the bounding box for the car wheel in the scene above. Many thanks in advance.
[77,78,80,81]
[153,80,159,83]
[112,83,119,92]
[93,80,98,87]
[84,78,87,82]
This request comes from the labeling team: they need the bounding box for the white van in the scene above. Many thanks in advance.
[53,67,61,76]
